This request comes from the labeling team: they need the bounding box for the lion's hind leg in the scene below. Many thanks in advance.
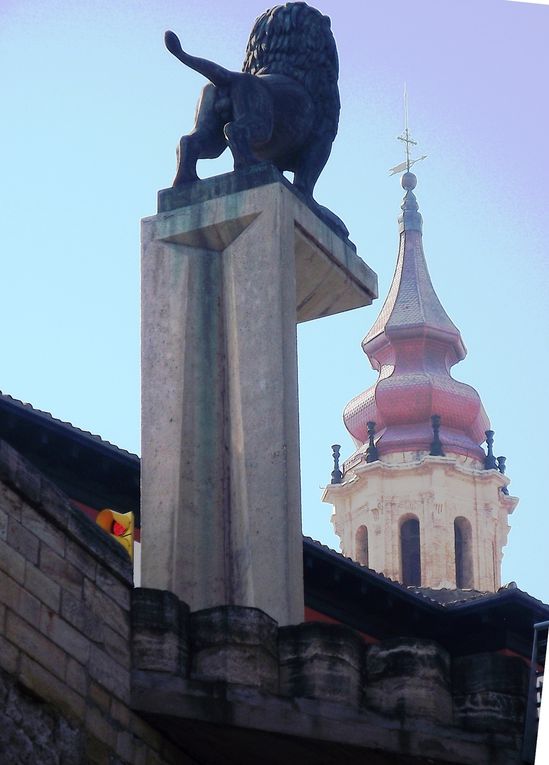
[173,84,227,186]
[224,118,271,170]
[174,130,227,185]
[224,75,273,170]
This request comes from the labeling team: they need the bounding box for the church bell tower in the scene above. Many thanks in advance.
[323,171,518,591]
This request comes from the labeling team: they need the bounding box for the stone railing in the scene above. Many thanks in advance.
[131,588,529,764]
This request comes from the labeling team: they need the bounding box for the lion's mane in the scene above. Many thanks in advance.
[242,2,340,140]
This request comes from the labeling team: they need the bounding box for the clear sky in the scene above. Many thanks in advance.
[1,0,548,601]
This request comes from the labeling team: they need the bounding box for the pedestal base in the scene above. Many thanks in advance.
[141,168,377,626]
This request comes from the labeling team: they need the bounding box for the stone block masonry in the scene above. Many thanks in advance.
[131,586,530,765]
[0,440,186,764]
[0,436,531,764]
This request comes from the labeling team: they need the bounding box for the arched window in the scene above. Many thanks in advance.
[454,517,473,589]
[400,517,421,586]
[355,525,369,566]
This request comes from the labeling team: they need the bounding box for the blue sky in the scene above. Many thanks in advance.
[1,0,548,601]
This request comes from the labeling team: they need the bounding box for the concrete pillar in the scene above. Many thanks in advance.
[141,166,377,627]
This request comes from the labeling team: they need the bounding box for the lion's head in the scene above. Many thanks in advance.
[242,2,340,139]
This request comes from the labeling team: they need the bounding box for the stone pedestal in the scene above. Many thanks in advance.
[141,166,377,627]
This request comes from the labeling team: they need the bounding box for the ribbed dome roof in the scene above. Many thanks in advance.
[343,173,489,461]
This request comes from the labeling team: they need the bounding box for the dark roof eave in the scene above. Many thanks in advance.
[0,392,140,468]
[303,537,549,620]
[303,537,443,614]
[446,587,549,618]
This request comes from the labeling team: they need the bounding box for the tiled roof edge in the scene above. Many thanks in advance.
[0,392,140,463]
[303,536,443,609]
[303,537,549,613]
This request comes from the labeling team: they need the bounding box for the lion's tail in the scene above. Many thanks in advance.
[167,36,234,87]
[184,53,235,86]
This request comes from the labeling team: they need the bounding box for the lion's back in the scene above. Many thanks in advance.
[242,2,340,140]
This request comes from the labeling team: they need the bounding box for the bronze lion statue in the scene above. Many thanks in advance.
[165,2,340,200]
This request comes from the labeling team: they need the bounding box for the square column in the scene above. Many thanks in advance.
[141,166,377,626]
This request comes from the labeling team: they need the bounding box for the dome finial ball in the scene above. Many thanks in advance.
[401,171,417,190]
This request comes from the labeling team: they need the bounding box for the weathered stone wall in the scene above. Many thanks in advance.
[132,590,529,765]
[0,440,184,764]
[0,437,530,764]
[0,666,84,764]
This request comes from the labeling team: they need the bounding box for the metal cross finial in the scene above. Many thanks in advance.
[389,85,427,176]
[398,84,416,172]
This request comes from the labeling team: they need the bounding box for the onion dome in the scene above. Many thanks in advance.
[343,172,489,461]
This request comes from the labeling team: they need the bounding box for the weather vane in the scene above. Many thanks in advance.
[389,85,427,176]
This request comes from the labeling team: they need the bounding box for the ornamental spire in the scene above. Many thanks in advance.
[363,171,466,365]
[343,169,490,462]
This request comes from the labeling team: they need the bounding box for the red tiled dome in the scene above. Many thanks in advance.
[343,175,489,460]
